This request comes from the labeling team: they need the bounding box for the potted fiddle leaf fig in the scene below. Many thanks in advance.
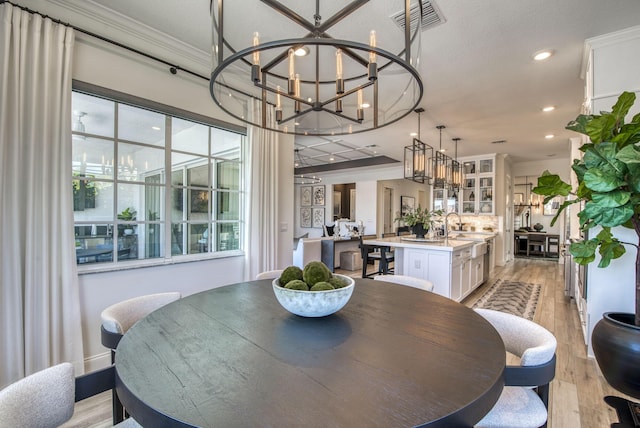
[533,91,640,399]
[395,206,443,239]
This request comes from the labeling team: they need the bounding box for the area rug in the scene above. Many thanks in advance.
[472,279,541,320]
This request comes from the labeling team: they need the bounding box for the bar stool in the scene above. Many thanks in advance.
[359,236,394,278]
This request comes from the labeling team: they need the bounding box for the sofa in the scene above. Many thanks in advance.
[292,237,325,268]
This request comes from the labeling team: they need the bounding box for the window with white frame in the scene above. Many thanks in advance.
[71,89,244,268]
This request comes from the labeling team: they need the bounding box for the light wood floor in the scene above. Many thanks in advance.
[64,258,632,427]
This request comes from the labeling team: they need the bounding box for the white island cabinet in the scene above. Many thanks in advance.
[363,237,474,302]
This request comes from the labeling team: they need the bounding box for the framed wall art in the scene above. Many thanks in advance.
[543,197,561,216]
[300,207,312,228]
[312,207,325,228]
[400,196,415,216]
[300,186,312,206]
[313,185,325,205]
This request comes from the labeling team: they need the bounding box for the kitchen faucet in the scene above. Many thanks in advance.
[444,212,462,239]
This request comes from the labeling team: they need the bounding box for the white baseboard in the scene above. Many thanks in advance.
[83,351,111,373]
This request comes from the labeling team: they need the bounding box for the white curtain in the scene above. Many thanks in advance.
[245,100,280,280]
[0,3,84,387]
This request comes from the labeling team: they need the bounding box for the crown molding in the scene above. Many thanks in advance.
[40,0,212,74]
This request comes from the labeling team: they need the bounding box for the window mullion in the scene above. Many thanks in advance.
[164,114,172,260]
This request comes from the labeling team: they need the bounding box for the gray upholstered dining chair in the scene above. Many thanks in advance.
[474,308,557,428]
[0,362,140,427]
[256,269,284,280]
[373,274,434,292]
[101,292,181,423]
[101,292,182,361]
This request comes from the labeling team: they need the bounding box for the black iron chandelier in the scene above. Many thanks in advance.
[210,0,424,136]
[404,108,432,183]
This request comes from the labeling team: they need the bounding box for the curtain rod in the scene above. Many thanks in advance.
[1,0,209,82]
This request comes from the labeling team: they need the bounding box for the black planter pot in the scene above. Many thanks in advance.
[592,312,640,399]
[412,223,428,239]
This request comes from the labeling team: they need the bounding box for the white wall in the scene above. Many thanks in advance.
[377,178,432,233]
[72,36,294,370]
[581,26,640,356]
[293,164,404,238]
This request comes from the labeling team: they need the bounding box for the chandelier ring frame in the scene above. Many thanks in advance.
[210,37,423,136]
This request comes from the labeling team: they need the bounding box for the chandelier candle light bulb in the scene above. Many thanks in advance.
[336,49,344,112]
[276,85,283,122]
[368,30,378,80]
[336,49,344,89]
[251,32,260,82]
[288,48,295,95]
[357,89,364,122]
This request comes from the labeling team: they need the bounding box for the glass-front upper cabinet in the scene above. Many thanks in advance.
[459,156,495,215]
[432,187,459,214]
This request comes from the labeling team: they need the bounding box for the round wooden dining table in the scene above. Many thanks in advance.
[115,278,505,427]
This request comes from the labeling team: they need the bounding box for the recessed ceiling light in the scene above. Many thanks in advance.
[545,134,554,139]
[152,126,161,130]
[542,106,555,112]
[440,149,446,153]
[361,102,371,108]
[533,49,554,61]
[294,122,300,126]
[294,46,309,57]
[329,156,335,161]
[410,132,418,137]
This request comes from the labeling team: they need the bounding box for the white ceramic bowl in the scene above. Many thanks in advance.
[272,274,355,317]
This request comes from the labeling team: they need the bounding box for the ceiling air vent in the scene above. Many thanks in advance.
[391,1,446,33]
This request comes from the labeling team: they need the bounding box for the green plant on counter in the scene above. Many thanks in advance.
[395,206,444,230]
[533,91,640,324]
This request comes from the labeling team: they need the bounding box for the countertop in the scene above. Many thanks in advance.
[363,236,475,252]
[447,232,497,242]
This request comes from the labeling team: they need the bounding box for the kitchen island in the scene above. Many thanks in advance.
[363,235,494,301]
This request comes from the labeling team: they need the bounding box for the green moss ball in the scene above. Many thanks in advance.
[284,280,309,291]
[310,282,335,291]
[279,266,303,287]
[303,261,332,286]
[328,276,349,289]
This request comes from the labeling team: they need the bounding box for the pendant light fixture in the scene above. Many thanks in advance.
[449,137,462,191]
[404,108,433,183]
[209,0,425,136]
[433,125,448,189]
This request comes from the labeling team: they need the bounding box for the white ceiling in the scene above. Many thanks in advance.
[15,0,640,170]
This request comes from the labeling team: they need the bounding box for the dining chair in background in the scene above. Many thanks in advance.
[256,269,284,280]
[373,274,434,292]
[473,308,557,428]
[0,362,140,427]
[101,292,181,423]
